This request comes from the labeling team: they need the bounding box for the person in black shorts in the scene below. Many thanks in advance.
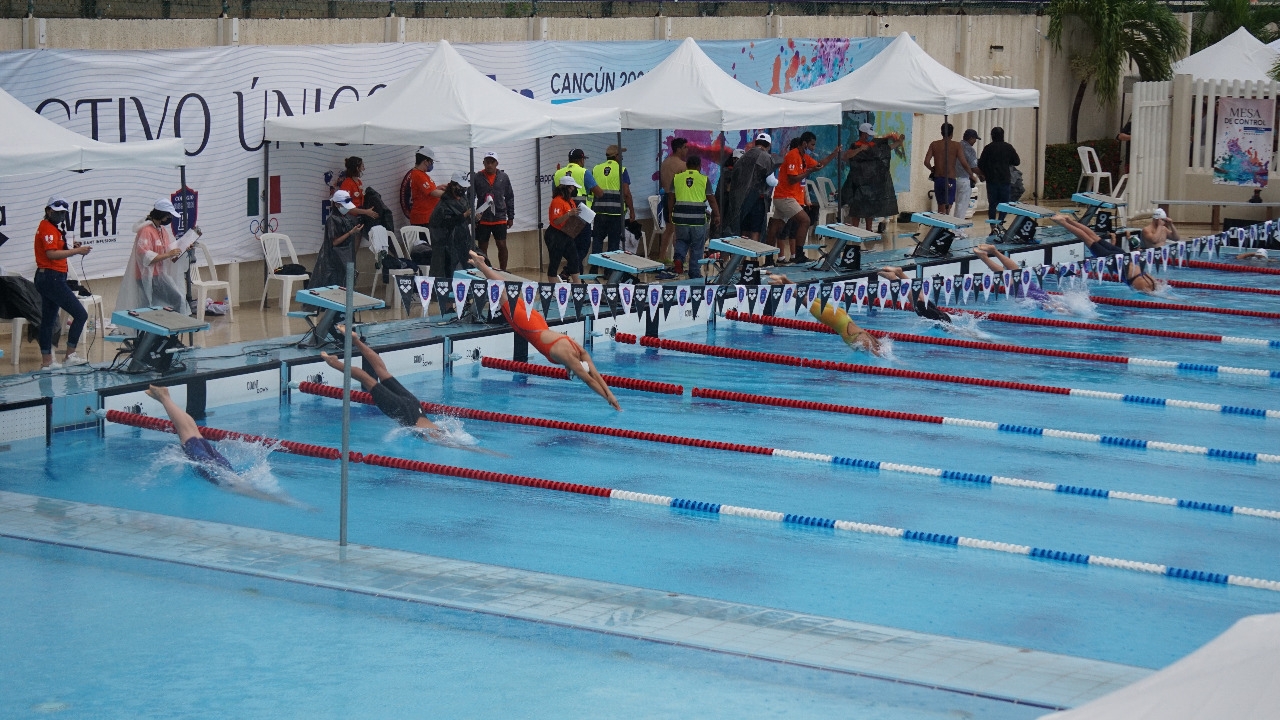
[1051,213,1160,293]
[320,326,440,435]
[146,385,234,484]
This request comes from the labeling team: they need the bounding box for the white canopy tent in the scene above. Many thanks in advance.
[1176,28,1277,83]
[778,32,1039,114]
[570,36,842,130]
[0,85,186,177]
[263,39,620,146]
[1041,612,1280,720]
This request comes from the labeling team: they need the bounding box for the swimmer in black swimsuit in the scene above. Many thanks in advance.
[1050,214,1161,294]
[320,327,440,435]
[875,266,952,323]
[146,385,233,484]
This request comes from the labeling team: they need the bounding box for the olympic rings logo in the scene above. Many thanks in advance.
[249,218,279,234]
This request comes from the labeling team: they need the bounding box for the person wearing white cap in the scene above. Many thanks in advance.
[116,198,193,322]
[406,147,445,227]
[731,132,780,241]
[1140,207,1181,249]
[426,171,477,281]
[311,189,374,288]
[841,123,902,231]
[33,197,91,370]
[471,151,516,271]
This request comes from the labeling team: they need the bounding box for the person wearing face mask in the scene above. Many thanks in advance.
[427,172,476,279]
[312,189,378,288]
[117,199,194,320]
[406,147,445,227]
[33,197,91,370]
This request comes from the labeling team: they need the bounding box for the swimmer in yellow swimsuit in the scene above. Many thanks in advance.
[765,271,884,355]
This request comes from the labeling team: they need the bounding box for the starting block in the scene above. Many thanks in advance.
[109,306,208,373]
[1073,192,1125,234]
[709,236,779,286]
[294,286,385,348]
[995,202,1057,244]
[587,251,665,283]
[812,223,878,271]
[909,212,971,258]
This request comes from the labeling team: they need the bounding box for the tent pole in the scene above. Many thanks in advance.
[942,114,948,214]
[835,118,842,224]
[469,147,476,253]
[536,138,544,273]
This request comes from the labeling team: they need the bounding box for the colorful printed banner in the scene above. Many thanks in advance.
[1213,97,1274,187]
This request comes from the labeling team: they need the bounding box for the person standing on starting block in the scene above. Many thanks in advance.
[469,251,621,411]
[320,329,441,435]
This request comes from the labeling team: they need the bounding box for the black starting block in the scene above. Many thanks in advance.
[587,251,665,283]
[108,306,208,373]
[909,212,971,258]
[812,223,877,271]
[709,236,779,286]
[996,202,1057,244]
[1073,192,1125,235]
[293,286,385,348]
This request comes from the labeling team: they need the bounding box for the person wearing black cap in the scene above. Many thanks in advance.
[471,151,515,271]
[552,149,595,274]
[590,144,636,261]
[32,197,91,370]
[427,171,476,280]
[406,147,445,228]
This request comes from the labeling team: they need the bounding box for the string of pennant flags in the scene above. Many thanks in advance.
[383,219,1277,322]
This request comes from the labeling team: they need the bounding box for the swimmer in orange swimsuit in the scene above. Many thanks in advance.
[469,251,621,411]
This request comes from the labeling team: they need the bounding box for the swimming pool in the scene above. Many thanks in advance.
[3,243,1278,715]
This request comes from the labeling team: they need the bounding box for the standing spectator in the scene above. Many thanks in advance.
[715,149,743,236]
[923,123,976,215]
[766,131,839,264]
[118,199,191,318]
[730,133,778,241]
[338,156,367,208]
[977,126,1021,222]
[590,144,637,258]
[552,149,595,275]
[427,172,476,279]
[32,197,90,370]
[544,176,584,283]
[953,129,981,219]
[406,147,444,228]
[841,123,901,231]
[669,156,720,278]
[312,189,377,288]
[471,151,515,271]
[657,137,690,263]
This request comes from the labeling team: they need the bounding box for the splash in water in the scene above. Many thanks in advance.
[1053,285,1099,317]
[934,311,994,340]
[149,438,301,506]
[867,335,897,362]
[385,415,504,456]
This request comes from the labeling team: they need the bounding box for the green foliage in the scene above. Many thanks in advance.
[1044,139,1122,199]
[1192,0,1280,53]
[1047,0,1187,107]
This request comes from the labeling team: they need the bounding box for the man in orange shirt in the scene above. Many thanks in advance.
[32,197,92,370]
[406,147,445,227]
[766,131,839,263]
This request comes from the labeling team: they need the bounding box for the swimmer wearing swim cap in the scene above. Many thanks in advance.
[810,300,883,355]
[321,328,442,435]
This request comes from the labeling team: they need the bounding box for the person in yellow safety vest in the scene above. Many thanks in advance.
[590,144,638,258]
[668,155,720,279]
[552,148,595,276]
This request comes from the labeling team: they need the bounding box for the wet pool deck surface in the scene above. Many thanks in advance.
[0,489,1149,711]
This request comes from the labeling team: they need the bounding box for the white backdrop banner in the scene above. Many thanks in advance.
[0,38,890,279]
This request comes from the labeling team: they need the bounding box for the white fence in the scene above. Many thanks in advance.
[971,75,1017,144]
[1129,80,1172,216]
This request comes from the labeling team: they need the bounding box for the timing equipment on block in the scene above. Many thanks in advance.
[709,236,779,286]
[293,286,385,348]
[108,306,208,374]
[587,251,665,283]
[995,202,1057,244]
[909,212,971,258]
[813,223,878,271]
[1072,192,1125,235]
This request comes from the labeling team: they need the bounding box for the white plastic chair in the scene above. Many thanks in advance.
[647,195,665,232]
[259,233,309,316]
[399,225,430,256]
[806,179,838,226]
[1076,146,1112,194]
[371,227,417,318]
[816,176,838,206]
[191,241,233,323]
[1111,174,1130,226]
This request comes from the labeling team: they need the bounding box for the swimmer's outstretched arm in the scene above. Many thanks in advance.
[469,250,502,281]
[146,385,203,444]
[550,340,622,411]
[877,266,909,281]
[973,244,1016,273]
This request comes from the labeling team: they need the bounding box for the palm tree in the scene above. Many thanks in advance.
[1192,0,1280,53]
[1048,0,1187,142]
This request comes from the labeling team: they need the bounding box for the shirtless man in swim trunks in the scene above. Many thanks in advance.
[1139,208,1181,249]
[1050,214,1161,294]
[469,251,621,411]
[146,384,234,482]
[320,331,441,434]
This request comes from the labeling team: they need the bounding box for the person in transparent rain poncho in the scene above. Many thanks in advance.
[116,198,200,319]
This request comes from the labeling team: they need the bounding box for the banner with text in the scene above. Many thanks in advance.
[1213,96,1274,187]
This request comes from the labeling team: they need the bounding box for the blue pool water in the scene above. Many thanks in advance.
[3,263,1279,711]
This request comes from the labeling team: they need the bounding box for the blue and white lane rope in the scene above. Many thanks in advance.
[769,450,1280,521]
[692,388,1280,464]
[1125,357,1280,378]
[606,490,1280,593]
[1065,388,1280,418]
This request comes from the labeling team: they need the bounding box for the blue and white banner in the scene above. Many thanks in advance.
[0,37,894,280]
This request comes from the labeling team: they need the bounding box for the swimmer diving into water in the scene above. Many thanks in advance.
[320,330,441,434]
[972,244,1073,313]
[765,271,886,356]
[469,251,622,411]
[1050,214,1163,294]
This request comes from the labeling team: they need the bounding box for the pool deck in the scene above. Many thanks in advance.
[0,489,1150,711]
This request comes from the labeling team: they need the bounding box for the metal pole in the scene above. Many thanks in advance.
[469,147,477,248]
[536,138,544,271]
[339,262,354,547]
[1033,107,1041,203]
[835,118,843,223]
